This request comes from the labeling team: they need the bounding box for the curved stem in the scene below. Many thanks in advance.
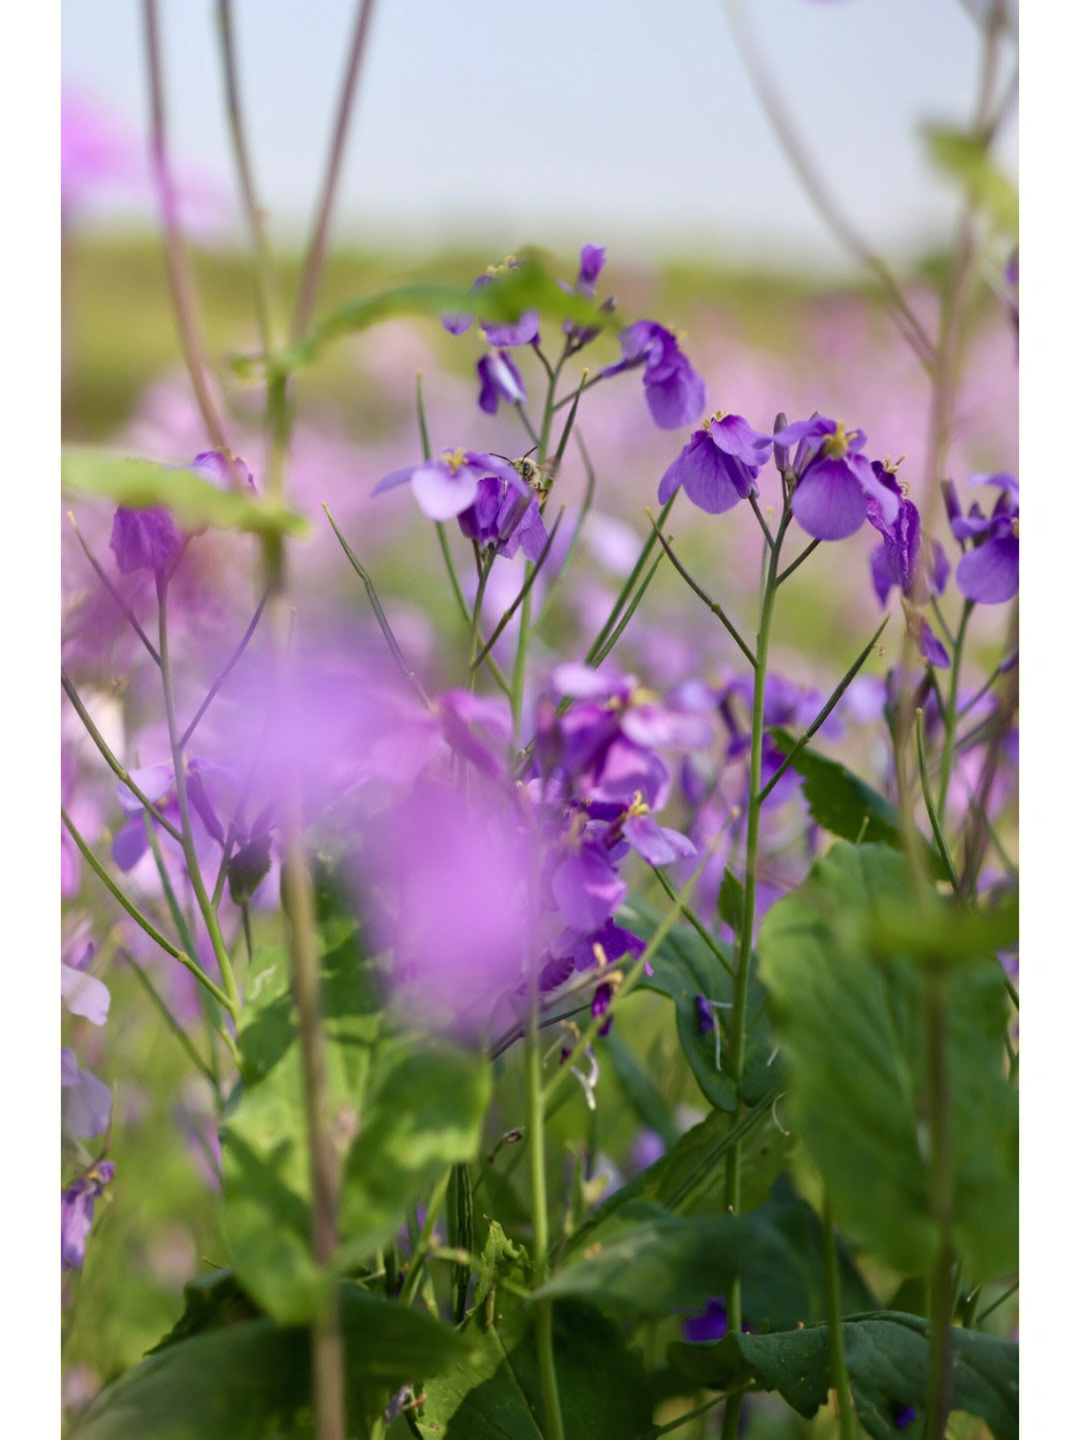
[216,0,280,352]
[143,0,232,454]
[157,577,241,1015]
[291,0,380,341]
[722,0,935,370]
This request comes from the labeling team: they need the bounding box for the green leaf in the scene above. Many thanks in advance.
[221,903,385,1322]
[72,1284,474,1440]
[407,1300,652,1440]
[769,728,947,879]
[717,867,745,935]
[62,446,308,539]
[336,1037,492,1265]
[535,1181,873,1330]
[669,1312,1018,1440]
[573,1094,789,1246]
[628,903,775,1110]
[280,258,621,371]
[603,1032,682,1150]
[758,842,1018,1282]
[924,125,1019,236]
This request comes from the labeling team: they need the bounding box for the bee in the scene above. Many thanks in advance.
[504,453,557,504]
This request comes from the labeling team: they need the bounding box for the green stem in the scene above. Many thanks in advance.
[915,709,962,892]
[925,966,955,1440]
[646,514,757,669]
[723,506,789,1352]
[61,808,236,1015]
[527,997,566,1440]
[937,599,973,817]
[61,669,182,844]
[400,1169,451,1306]
[822,1193,858,1440]
[157,578,241,1016]
[121,944,215,1082]
[585,496,676,666]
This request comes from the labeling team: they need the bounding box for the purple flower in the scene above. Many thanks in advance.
[110,506,183,576]
[683,1297,728,1343]
[108,451,255,576]
[62,1049,112,1144]
[456,471,549,561]
[477,350,526,414]
[374,448,524,523]
[944,473,1019,605]
[773,417,899,541]
[576,245,606,297]
[61,1162,115,1271]
[658,413,772,514]
[913,615,950,668]
[614,321,706,430]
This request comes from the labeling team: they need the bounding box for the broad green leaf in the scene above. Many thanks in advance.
[72,1284,474,1440]
[924,125,1019,236]
[279,259,621,371]
[758,842,1018,1281]
[627,902,775,1111]
[222,899,384,1322]
[62,446,308,538]
[336,1037,492,1263]
[769,728,947,879]
[535,1182,874,1330]
[572,1092,789,1246]
[407,1300,652,1440]
[603,1031,682,1150]
[669,1311,1018,1440]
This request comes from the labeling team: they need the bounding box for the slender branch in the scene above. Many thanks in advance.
[324,506,430,701]
[646,513,757,669]
[471,508,566,670]
[67,512,161,665]
[776,537,820,585]
[822,1192,858,1440]
[121,944,215,1081]
[722,0,936,371]
[61,669,185,845]
[584,495,676,666]
[590,552,664,667]
[157,578,241,1015]
[650,867,737,979]
[61,808,236,1014]
[179,592,268,748]
[757,615,890,805]
[143,0,232,453]
[290,0,380,341]
[915,709,962,893]
[216,0,279,351]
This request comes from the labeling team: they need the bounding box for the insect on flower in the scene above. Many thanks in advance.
[504,453,557,505]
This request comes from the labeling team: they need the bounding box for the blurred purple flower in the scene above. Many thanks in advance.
[109,451,254,577]
[944,473,1019,605]
[658,413,772,514]
[365,775,543,1035]
[61,1049,112,1144]
[477,350,526,414]
[683,1297,728,1343]
[773,417,899,540]
[607,321,706,430]
[61,1162,115,1272]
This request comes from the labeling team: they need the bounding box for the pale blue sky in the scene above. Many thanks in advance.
[61,0,1017,272]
